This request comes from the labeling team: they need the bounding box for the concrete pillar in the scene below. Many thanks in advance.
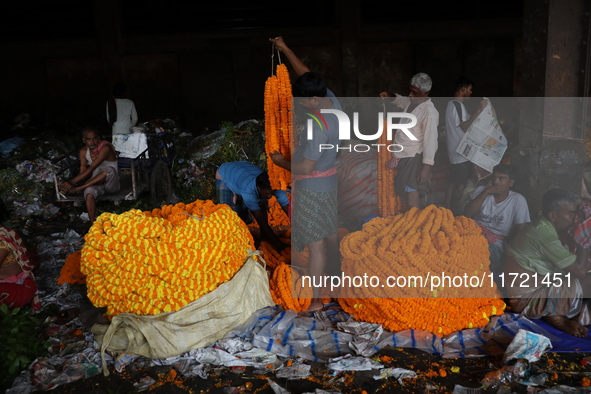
[513,0,591,217]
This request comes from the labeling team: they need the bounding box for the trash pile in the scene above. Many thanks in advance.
[8,297,591,393]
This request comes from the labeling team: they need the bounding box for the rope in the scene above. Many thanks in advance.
[270,42,275,76]
[270,42,283,76]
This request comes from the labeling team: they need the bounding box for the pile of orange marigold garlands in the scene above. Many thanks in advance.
[58,250,86,285]
[338,205,505,335]
[80,200,254,318]
[264,63,292,191]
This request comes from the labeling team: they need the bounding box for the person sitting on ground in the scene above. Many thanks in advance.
[0,200,40,311]
[504,188,591,338]
[464,163,530,273]
[106,82,138,135]
[216,161,289,251]
[58,128,120,223]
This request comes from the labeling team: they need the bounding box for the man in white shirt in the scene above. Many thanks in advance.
[444,77,487,212]
[106,83,138,135]
[464,164,531,272]
[380,73,439,208]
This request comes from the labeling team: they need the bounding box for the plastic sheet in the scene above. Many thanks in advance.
[442,313,559,358]
[481,359,548,389]
[225,307,559,363]
[0,136,25,154]
[249,309,354,362]
[503,330,552,363]
[276,363,311,379]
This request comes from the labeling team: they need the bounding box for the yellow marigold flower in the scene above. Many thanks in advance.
[81,200,255,318]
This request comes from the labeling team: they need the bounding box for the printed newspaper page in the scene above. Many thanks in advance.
[455,98,507,172]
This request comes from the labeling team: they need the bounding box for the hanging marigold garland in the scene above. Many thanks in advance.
[58,249,86,285]
[338,205,505,335]
[80,200,255,318]
[264,63,292,191]
[377,118,402,216]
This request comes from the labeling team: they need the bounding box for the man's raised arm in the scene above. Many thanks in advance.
[269,36,310,77]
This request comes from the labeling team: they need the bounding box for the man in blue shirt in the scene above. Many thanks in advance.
[216,161,289,251]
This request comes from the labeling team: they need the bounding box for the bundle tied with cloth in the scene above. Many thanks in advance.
[82,201,275,375]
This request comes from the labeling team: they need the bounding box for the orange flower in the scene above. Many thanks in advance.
[58,250,86,285]
[265,63,292,191]
[269,263,312,313]
[338,206,506,335]
[81,200,255,318]
[377,118,403,216]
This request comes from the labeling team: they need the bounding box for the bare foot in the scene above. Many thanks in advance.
[306,299,324,312]
[543,315,589,338]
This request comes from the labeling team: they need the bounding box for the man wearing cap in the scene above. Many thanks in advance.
[380,73,439,208]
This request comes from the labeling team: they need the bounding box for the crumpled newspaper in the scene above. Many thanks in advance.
[373,367,417,385]
[337,321,383,357]
[328,355,383,371]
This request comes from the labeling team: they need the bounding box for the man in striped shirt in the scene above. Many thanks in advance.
[216,161,289,251]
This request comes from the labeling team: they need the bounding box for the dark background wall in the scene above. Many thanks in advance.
[1,0,590,209]
[0,0,523,134]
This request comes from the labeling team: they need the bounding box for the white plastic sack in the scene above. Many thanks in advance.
[92,253,275,374]
[503,329,552,363]
[112,133,149,158]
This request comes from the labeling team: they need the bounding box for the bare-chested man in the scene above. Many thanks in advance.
[59,128,120,223]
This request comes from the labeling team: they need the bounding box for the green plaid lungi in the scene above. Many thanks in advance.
[292,188,338,252]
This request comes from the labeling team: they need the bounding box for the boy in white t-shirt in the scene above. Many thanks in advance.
[464,164,531,272]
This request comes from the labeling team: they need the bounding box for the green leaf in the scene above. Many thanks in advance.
[8,357,19,374]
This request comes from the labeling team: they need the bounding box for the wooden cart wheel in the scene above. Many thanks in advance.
[150,159,172,208]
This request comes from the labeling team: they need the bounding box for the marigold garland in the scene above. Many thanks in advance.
[378,118,402,216]
[258,223,345,311]
[265,63,292,191]
[80,200,255,318]
[338,205,505,335]
[58,250,86,285]
[269,263,312,313]
[259,240,291,270]
[248,196,291,230]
